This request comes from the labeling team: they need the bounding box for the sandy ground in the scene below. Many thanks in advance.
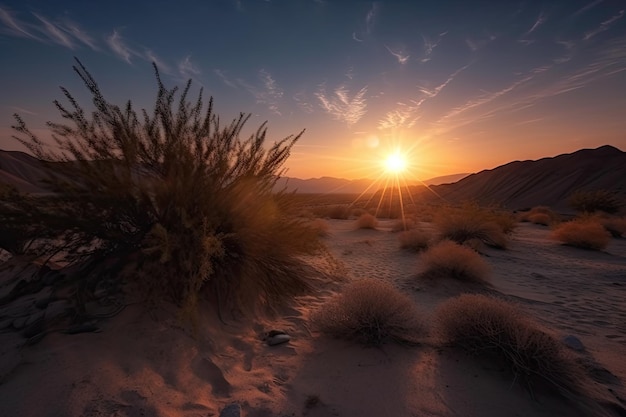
[1,219,625,417]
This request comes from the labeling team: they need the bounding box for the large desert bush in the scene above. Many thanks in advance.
[435,294,586,397]
[568,189,623,215]
[327,205,351,220]
[355,213,378,229]
[434,203,512,249]
[551,219,611,250]
[2,58,320,315]
[418,240,490,283]
[314,279,424,345]
[398,229,431,252]
[597,215,626,238]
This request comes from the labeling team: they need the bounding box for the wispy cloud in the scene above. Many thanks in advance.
[378,101,420,130]
[0,6,38,39]
[315,83,368,126]
[293,91,314,113]
[257,69,283,114]
[421,32,446,62]
[33,13,74,49]
[214,69,237,88]
[365,3,379,34]
[584,9,624,40]
[572,0,604,17]
[64,21,97,50]
[107,30,134,64]
[525,12,546,36]
[352,32,363,42]
[145,49,170,73]
[178,55,201,78]
[417,63,471,99]
[385,45,409,64]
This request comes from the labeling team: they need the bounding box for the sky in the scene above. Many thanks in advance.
[0,0,625,180]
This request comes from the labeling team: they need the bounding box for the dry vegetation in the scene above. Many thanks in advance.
[568,189,623,215]
[1,58,321,317]
[391,218,415,232]
[398,229,432,252]
[314,279,424,346]
[435,294,587,398]
[434,203,514,249]
[594,214,626,238]
[418,240,490,283]
[551,219,611,250]
[355,213,378,230]
[519,206,560,226]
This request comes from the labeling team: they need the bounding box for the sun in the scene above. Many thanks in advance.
[384,153,407,174]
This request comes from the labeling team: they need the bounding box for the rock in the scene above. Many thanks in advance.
[220,403,241,417]
[41,269,62,286]
[12,316,28,330]
[23,315,45,338]
[0,295,37,318]
[0,318,14,330]
[0,333,23,382]
[34,287,53,309]
[25,311,44,327]
[44,300,70,322]
[267,334,291,346]
[563,335,585,352]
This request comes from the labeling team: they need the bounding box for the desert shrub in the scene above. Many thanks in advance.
[4,58,320,315]
[355,213,378,229]
[434,204,510,249]
[350,207,368,218]
[419,240,490,283]
[391,217,415,232]
[327,205,351,220]
[435,294,586,397]
[551,219,611,250]
[568,189,623,215]
[314,279,424,345]
[518,206,559,226]
[399,229,431,252]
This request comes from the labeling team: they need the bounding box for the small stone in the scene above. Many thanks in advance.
[563,335,585,352]
[267,334,291,346]
[219,403,241,417]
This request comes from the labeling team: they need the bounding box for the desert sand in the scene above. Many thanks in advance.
[1,219,625,417]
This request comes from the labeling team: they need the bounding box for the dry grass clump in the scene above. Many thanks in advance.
[519,206,559,226]
[355,213,378,229]
[391,218,415,232]
[327,205,351,220]
[593,214,626,238]
[435,294,586,398]
[399,229,432,252]
[568,189,623,215]
[434,204,512,249]
[419,240,490,283]
[314,279,424,346]
[551,219,611,250]
[309,218,331,237]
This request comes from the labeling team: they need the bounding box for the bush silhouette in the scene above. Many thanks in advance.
[355,213,378,229]
[568,190,623,215]
[519,206,559,226]
[314,279,424,346]
[3,58,320,315]
[398,229,431,252]
[434,203,512,249]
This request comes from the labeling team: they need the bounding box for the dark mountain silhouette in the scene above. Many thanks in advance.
[420,145,626,210]
[2,146,624,211]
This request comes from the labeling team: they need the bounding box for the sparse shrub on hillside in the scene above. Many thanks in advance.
[551,219,611,250]
[309,218,331,237]
[399,229,431,252]
[435,294,586,398]
[314,279,424,346]
[355,213,378,229]
[434,203,511,249]
[419,240,490,283]
[568,189,623,215]
[4,58,320,316]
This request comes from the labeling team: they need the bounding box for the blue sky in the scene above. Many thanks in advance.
[0,0,625,179]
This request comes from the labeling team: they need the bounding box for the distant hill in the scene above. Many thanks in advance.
[422,145,626,211]
[2,146,625,212]
[274,173,469,194]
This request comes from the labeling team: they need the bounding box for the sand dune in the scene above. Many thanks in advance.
[1,219,624,416]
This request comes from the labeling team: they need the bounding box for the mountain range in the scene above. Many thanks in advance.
[1,145,624,210]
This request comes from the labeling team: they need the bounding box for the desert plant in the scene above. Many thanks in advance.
[551,219,611,250]
[309,218,331,237]
[398,229,431,252]
[327,205,351,220]
[391,217,415,232]
[314,278,424,345]
[596,215,626,238]
[435,294,586,397]
[568,189,623,215]
[5,58,320,315]
[434,203,511,249]
[518,206,559,226]
[355,213,378,229]
[418,240,490,283]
